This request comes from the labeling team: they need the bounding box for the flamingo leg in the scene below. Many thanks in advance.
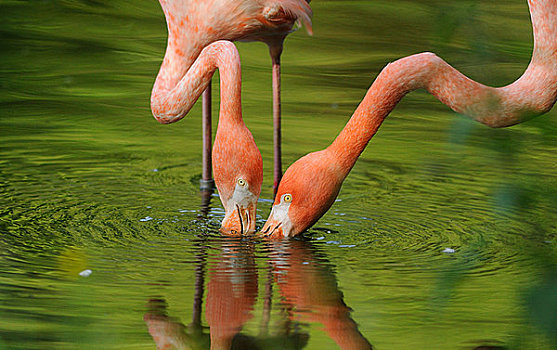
[200,83,215,191]
[270,44,284,197]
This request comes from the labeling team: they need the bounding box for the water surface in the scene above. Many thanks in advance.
[1,0,556,349]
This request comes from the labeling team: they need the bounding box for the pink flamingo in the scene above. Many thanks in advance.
[151,1,311,233]
[152,0,312,194]
[261,0,557,238]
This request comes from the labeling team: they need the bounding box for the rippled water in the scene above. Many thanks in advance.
[1,0,557,349]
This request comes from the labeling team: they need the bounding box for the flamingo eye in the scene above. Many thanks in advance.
[283,194,292,203]
[237,178,246,186]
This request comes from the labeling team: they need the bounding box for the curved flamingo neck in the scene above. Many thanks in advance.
[151,39,201,100]
[328,0,557,175]
[150,41,243,125]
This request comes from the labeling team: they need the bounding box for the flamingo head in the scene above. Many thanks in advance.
[219,176,260,235]
[214,129,263,236]
[260,150,345,239]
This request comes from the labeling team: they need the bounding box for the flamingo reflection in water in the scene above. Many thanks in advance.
[144,238,372,349]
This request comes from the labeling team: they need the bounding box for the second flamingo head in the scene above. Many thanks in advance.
[260,149,346,238]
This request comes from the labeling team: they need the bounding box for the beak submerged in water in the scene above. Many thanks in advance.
[259,201,293,239]
[260,216,284,238]
[218,178,260,235]
[220,202,256,235]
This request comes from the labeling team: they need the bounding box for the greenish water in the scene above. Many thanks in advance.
[1,0,556,349]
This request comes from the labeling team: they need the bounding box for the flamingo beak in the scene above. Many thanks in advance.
[259,203,293,239]
[220,202,256,235]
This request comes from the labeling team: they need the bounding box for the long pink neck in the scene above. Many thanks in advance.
[150,40,243,125]
[329,0,557,175]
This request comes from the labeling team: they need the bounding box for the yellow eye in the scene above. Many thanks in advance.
[237,178,246,186]
[283,194,292,203]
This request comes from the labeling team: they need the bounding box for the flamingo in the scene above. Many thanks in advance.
[261,0,557,238]
[152,0,312,194]
[151,0,311,233]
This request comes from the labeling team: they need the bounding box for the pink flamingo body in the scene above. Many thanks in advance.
[152,0,311,110]
[261,0,557,238]
[151,0,311,233]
